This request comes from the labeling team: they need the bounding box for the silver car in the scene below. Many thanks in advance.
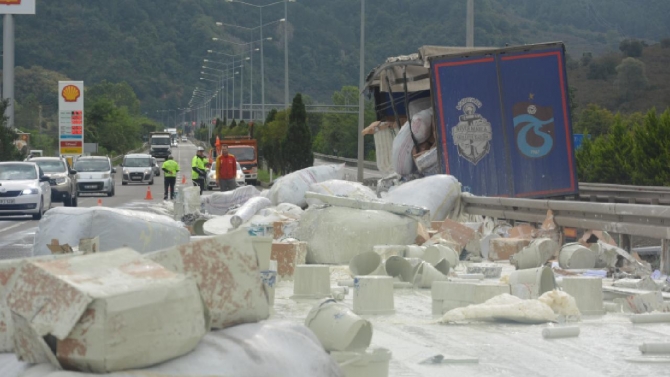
[121,154,155,185]
[74,156,116,197]
[0,162,52,220]
[151,157,161,177]
[206,161,246,191]
[30,157,78,207]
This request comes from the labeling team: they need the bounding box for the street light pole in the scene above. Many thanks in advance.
[260,7,265,122]
[3,14,14,129]
[284,0,289,110]
[357,0,365,182]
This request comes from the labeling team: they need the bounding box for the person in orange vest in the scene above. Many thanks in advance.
[216,144,237,192]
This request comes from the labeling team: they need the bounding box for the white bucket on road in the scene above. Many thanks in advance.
[305,298,373,352]
[251,236,272,271]
[511,238,558,270]
[559,243,597,269]
[292,265,331,299]
[372,245,407,260]
[353,276,395,315]
[509,266,556,299]
[406,245,426,259]
[415,263,449,289]
[349,252,386,277]
[434,258,451,275]
[331,347,392,377]
[384,256,420,283]
[424,245,459,268]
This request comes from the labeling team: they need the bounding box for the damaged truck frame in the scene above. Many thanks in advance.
[364,42,670,274]
[364,42,579,199]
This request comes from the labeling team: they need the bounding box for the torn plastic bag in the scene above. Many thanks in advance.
[267,164,345,207]
[19,321,345,377]
[202,185,260,215]
[32,207,190,256]
[385,175,461,222]
[295,206,418,264]
[306,179,377,206]
[230,197,273,228]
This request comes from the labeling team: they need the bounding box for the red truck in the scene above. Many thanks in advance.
[223,136,258,185]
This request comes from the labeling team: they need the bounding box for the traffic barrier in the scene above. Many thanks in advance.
[181,174,187,184]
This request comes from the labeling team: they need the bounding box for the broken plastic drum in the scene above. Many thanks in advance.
[559,243,597,269]
[193,218,208,236]
[251,236,273,271]
[353,276,395,315]
[384,256,420,282]
[305,298,373,352]
[511,239,558,270]
[414,263,448,289]
[292,265,331,299]
[560,277,604,315]
[423,245,459,268]
[509,266,556,299]
[331,347,392,377]
[349,252,386,277]
[405,245,426,259]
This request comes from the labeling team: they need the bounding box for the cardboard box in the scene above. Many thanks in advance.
[147,229,270,330]
[488,238,531,261]
[271,241,308,281]
[7,249,207,373]
[438,219,475,249]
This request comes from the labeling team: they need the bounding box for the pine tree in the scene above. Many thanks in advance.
[630,110,670,186]
[282,93,313,173]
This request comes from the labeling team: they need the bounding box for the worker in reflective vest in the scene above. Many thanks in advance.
[161,155,180,200]
[191,147,207,194]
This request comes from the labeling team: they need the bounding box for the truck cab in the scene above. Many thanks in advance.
[149,133,172,160]
[223,137,258,186]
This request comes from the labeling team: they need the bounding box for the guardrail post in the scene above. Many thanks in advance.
[662,240,670,275]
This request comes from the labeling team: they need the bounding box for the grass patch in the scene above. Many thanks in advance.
[257,168,281,183]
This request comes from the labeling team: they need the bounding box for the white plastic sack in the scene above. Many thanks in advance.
[392,121,416,176]
[231,197,273,228]
[374,124,397,176]
[306,180,378,206]
[274,203,304,219]
[415,147,439,174]
[203,211,286,236]
[267,164,345,207]
[440,294,557,324]
[408,97,432,117]
[385,175,461,222]
[410,108,433,144]
[0,353,28,377]
[295,206,418,264]
[32,207,190,256]
[203,185,260,215]
[19,321,344,377]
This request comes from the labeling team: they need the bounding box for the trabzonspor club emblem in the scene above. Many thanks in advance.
[452,97,492,165]
[513,101,555,159]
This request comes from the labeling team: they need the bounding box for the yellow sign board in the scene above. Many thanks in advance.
[61,147,82,155]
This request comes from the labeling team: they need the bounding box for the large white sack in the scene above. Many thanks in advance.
[385,175,461,222]
[1,353,28,377]
[306,179,377,206]
[268,164,345,207]
[202,185,260,215]
[392,121,417,176]
[295,206,418,264]
[410,108,433,144]
[19,321,345,377]
[32,207,190,256]
[231,197,273,228]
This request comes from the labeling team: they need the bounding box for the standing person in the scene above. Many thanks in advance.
[216,144,238,192]
[191,146,207,194]
[161,155,180,200]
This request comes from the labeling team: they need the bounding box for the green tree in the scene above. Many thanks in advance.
[0,101,24,161]
[575,104,616,136]
[630,110,670,186]
[619,39,645,58]
[586,116,634,184]
[615,58,649,100]
[261,110,289,174]
[282,93,313,173]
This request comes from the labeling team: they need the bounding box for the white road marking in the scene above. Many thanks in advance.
[0,221,29,234]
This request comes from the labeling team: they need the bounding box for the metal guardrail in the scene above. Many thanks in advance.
[312,152,379,170]
[578,183,670,205]
[461,196,670,240]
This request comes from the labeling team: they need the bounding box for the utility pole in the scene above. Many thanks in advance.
[356,0,365,182]
[3,14,14,128]
[466,0,474,48]
[38,104,42,134]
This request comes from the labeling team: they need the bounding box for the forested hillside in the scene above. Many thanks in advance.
[7,0,670,116]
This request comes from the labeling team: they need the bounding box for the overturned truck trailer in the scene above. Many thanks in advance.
[365,42,578,199]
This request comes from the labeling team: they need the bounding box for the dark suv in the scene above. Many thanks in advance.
[29,157,78,207]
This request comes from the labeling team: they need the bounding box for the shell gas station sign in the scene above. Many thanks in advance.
[59,81,84,156]
[0,0,35,14]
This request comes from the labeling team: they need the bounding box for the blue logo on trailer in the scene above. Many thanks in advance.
[513,102,555,159]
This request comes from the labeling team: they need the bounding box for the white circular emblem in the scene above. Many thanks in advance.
[527,105,537,115]
[0,187,6,193]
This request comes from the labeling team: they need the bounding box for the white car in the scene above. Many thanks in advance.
[181,136,187,142]
[206,161,245,191]
[0,162,52,220]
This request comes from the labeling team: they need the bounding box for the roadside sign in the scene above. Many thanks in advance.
[573,134,591,150]
[59,81,85,156]
[0,0,36,15]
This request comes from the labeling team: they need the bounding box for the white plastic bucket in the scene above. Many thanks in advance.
[433,258,451,275]
[384,256,420,282]
[559,243,597,269]
[560,277,604,315]
[305,298,373,352]
[372,245,407,260]
[353,276,395,315]
[292,265,331,299]
[406,245,426,259]
[331,347,392,377]
[509,266,556,299]
[424,245,459,268]
[511,238,558,270]
[251,236,273,271]
[349,252,386,277]
[414,263,449,289]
